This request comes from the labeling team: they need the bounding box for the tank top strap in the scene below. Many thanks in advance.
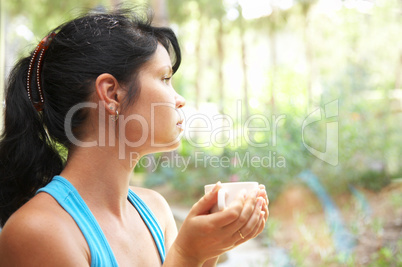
[128,189,166,263]
[36,176,167,265]
[36,176,119,267]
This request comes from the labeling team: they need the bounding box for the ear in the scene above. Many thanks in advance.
[95,73,121,115]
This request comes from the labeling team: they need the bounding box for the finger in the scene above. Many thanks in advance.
[222,188,258,232]
[263,192,269,206]
[235,196,264,237]
[234,229,247,244]
[235,211,265,246]
[251,211,266,238]
[257,186,268,206]
[207,189,248,227]
[255,211,267,237]
[260,188,269,222]
[262,203,269,221]
[189,182,221,216]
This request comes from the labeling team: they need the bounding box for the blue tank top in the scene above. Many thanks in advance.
[36,176,166,266]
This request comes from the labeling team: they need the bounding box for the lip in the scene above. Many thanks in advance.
[176,120,184,130]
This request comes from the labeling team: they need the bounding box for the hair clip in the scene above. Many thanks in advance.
[26,32,56,111]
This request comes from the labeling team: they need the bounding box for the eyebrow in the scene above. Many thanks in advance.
[160,65,173,75]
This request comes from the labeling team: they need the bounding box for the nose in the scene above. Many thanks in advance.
[175,93,186,109]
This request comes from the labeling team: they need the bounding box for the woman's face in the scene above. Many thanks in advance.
[120,44,185,155]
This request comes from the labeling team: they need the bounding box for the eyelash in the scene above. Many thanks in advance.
[163,76,171,85]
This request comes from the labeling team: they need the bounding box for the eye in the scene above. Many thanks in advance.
[163,76,172,85]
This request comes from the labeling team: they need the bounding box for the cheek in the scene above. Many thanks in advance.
[120,106,175,139]
[121,88,177,137]
[157,106,178,128]
[135,91,174,116]
[119,114,150,144]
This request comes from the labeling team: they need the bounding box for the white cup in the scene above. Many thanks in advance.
[204,182,259,213]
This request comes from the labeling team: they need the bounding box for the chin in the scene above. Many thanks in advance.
[161,139,181,152]
[148,138,181,154]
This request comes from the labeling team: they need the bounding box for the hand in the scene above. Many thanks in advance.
[258,184,269,222]
[166,182,269,266]
[234,184,269,244]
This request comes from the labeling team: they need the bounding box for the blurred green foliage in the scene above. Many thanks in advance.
[145,0,402,201]
[3,0,402,200]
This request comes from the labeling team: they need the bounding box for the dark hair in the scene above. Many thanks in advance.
[0,9,181,226]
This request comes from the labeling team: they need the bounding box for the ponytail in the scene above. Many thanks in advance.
[0,57,63,227]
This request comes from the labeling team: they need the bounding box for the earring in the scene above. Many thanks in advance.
[111,110,119,121]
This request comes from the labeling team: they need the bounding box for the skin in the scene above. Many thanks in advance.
[0,44,269,266]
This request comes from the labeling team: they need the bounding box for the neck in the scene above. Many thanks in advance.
[60,145,139,218]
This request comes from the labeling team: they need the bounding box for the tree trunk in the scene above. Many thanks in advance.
[238,10,250,119]
[395,50,402,89]
[195,12,204,110]
[269,25,277,114]
[302,10,313,111]
[150,0,169,27]
[216,19,225,114]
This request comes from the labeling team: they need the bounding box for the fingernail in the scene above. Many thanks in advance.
[257,198,263,208]
[212,181,221,193]
[260,211,266,220]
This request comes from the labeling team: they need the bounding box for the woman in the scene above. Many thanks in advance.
[0,9,268,266]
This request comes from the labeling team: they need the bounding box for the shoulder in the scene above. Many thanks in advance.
[0,193,89,266]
